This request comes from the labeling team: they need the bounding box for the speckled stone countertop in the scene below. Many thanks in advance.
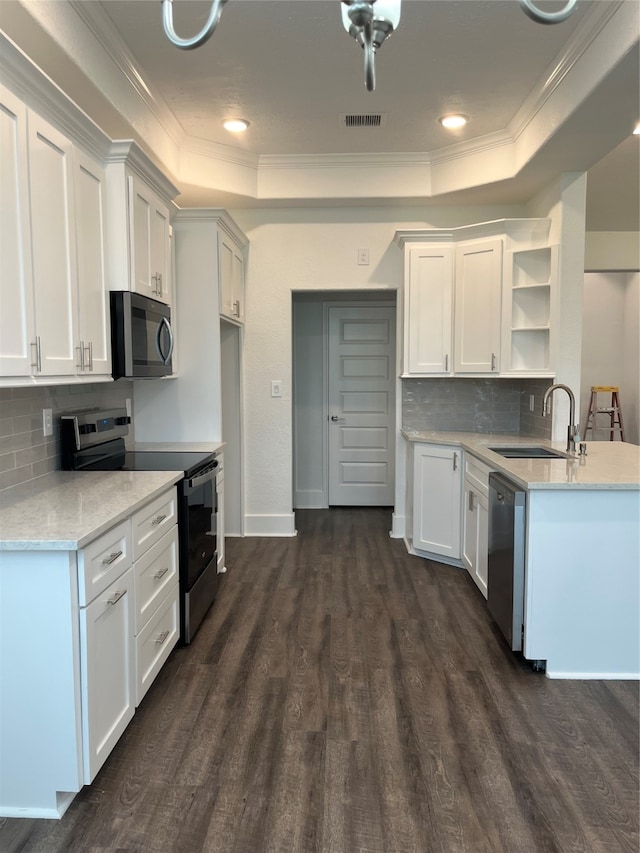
[402,431,640,491]
[133,441,225,453]
[0,470,183,551]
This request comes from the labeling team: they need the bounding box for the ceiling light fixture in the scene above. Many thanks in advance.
[633,123,640,136]
[161,0,580,92]
[223,118,250,133]
[439,114,469,130]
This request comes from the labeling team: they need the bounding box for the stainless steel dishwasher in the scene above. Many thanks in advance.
[488,473,527,651]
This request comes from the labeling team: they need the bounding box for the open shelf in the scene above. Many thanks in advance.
[511,328,550,372]
[512,246,552,288]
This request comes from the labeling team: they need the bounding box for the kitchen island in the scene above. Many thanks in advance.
[403,432,640,679]
[0,470,183,818]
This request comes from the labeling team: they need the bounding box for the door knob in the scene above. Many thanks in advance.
[331,415,340,421]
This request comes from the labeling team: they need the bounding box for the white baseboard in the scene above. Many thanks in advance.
[244,514,297,537]
[545,670,640,680]
[390,512,405,539]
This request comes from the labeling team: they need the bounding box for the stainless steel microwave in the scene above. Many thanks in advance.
[110,291,174,379]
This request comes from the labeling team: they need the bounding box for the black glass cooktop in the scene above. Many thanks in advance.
[73,439,216,478]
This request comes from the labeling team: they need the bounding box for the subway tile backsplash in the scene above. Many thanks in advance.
[402,378,553,438]
[0,382,133,491]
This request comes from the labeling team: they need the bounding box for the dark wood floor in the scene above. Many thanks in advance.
[2,508,638,853]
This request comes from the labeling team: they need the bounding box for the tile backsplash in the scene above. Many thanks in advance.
[402,377,553,438]
[0,382,133,491]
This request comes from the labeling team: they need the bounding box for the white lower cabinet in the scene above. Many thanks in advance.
[462,455,492,598]
[0,484,178,819]
[412,443,462,560]
[80,567,135,783]
[133,524,179,705]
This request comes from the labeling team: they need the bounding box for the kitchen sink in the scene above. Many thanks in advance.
[487,446,567,459]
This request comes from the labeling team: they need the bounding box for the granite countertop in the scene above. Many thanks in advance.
[402,430,640,491]
[0,470,183,551]
[133,441,225,453]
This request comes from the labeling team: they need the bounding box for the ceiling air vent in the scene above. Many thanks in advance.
[340,113,387,128]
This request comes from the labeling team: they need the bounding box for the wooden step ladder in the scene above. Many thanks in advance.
[582,386,625,441]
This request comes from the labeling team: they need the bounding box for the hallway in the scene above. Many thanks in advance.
[2,508,638,852]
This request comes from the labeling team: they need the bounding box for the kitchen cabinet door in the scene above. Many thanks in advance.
[404,245,453,374]
[413,443,462,559]
[454,238,502,374]
[0,86,35,377]
[129,174,172,305]
[74,149,111,376]
[463,479,489,598]
[79,567,135,783]
[27,111,79,376]
[219,232,245,322]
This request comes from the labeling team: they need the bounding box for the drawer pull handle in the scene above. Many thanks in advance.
[103,550,123,565]
[107,589,126,606]
[156,630,170,645]
[151,514,167,526]
[153,567,170,580]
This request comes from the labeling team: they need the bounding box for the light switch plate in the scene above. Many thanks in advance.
[271,380,282,398]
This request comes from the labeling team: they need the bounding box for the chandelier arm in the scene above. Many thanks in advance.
[161,0,229,50]
[363,20,376,92]
[518,0,578,25]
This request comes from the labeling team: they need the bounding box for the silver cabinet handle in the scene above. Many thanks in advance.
[107,589,126,606]
[153,567,170,579]
[453,452,458,471]
[155,630,170,645]
[151,514,167,526]
[233,299,241,317]
[157,272,163,296]
[491,352,497,371]
[444,354,449,372]
[76,341,85,371]
[31,337,42,372]
[102,550,123,565]
[468,490,475,511]
[83,341,93,371]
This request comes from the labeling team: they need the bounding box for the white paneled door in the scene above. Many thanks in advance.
[328,305,395,506]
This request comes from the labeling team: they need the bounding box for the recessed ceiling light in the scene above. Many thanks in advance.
[438,114,469,130]
[223,119,250,133]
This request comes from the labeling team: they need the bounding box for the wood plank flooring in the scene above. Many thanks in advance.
[2,508,638,853]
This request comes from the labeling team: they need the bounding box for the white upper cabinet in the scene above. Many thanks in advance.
[0,86,34,377]
[129,175,172,304]
[0,84,112,384]
[395,219,554,378]
[73,149,111,376]
[27,111,79,377]
[453,238,502,374]
[105,143,178,309]
[219,230,246,323]
[404,245,453,374]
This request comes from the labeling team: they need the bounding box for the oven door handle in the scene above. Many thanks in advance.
[186,465,218,491]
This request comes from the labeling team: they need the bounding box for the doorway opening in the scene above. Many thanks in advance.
[292,291,397,509]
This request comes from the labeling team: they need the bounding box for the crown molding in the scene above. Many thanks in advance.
[0,32,111,161]
[68,0,186,150]
[172,208,249,246]
[393,218,551,248]
[106,140,180,201]
[259,151,432,171]
[181,137,259,170]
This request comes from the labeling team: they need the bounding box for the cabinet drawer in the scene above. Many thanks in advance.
[134,525,179,633]
[135,583,179,706]
[77,520,132,606]
[132,488,178,560]
[464,454,493,499]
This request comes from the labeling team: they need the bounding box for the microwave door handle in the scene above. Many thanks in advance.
[156,317,174,365]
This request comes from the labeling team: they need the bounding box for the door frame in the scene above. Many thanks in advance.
[322,299,396,508]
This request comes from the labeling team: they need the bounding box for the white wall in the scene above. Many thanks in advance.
[581,272,639,445]
[585,232,640,271]
[231,204,528,535]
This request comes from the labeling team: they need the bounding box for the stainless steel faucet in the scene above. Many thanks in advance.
[542,383,581,455]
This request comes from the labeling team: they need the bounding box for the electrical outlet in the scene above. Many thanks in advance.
[529,395,535,412]
[271,380,282,398]
[357,248,369,266]
[42,408,53,437]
